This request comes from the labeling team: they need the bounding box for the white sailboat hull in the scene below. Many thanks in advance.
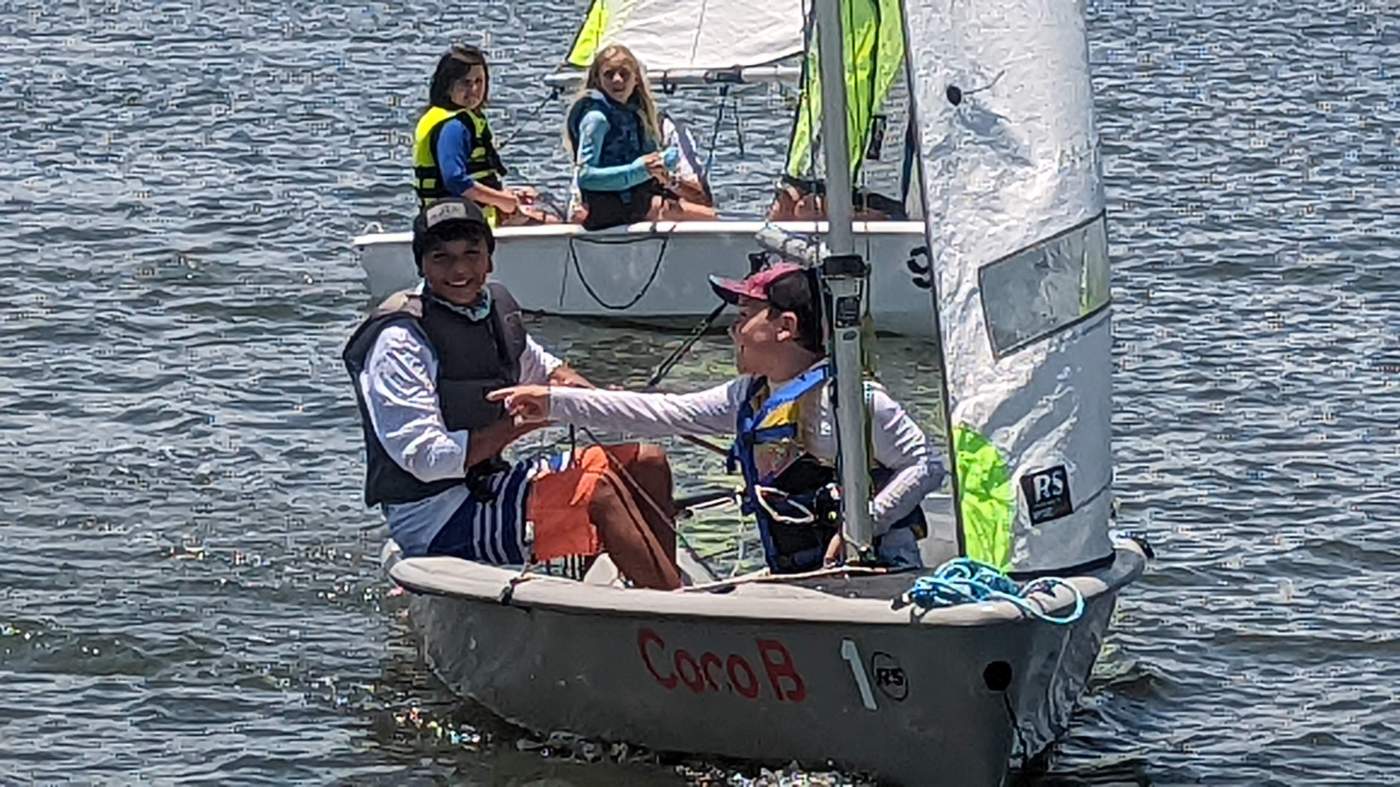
[386,539,1146,786]
[352,221,937,337]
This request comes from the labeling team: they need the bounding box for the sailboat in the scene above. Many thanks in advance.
[352,0,940,336]
[379,1,1145,784]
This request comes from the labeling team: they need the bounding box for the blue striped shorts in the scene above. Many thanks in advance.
[425,459,537,565]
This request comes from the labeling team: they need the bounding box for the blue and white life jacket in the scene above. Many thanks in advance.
[728,363,927,573]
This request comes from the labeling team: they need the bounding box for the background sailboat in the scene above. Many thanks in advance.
[784,0,913,214]
[351,0,937,336]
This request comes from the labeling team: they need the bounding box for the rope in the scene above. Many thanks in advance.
[576,426,721,564]
[753,485,815,525]
[733,99,745,158]
[732,522,748,577]
[906,558,1085,625]
[572,427,742,584]
[565,233,670,311]
[576,426,678,532]
[681,563,890,594]
[689,0,710,64]
[641,251,756,391]
[497,565,536,605]
[533,190,569,222]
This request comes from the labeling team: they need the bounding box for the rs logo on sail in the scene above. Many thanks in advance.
[637,628,807,702]
[1020,464,1074,524]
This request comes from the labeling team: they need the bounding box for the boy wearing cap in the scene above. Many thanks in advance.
[343,199,681,590]
[492,262,945,573]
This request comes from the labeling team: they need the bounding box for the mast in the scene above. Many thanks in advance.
[813,0,876,559]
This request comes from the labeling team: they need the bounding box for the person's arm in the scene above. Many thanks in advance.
[548,364,591,387]
[492,379,745,438]
[574,111,655,192]
[437,119,518,214]
[516,333,590,387]
[360,325,535,481]
[436,120,477,197]
[670,174,712,206]
[865,386,947,535]
[464,183,519,214]
[359,324,470,482]
[516,335,562,385]
[463,416,538,467]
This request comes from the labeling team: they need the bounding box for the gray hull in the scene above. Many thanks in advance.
[387,543,1144,786]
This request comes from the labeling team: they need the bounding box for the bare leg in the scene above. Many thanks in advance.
[670,176,713,207]
[529,444,680,589]
[588,467,681,590]
[605,444,677,560]
[648,196,717,222]
[498,205,562,226]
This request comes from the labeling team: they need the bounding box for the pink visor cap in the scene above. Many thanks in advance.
[708,262,809,305]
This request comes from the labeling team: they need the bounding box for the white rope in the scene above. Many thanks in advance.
[753,485,816,524]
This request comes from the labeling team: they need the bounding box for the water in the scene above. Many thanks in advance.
[2,0,1397,783]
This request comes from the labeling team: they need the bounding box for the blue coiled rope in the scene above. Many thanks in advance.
[907,558,1085,625]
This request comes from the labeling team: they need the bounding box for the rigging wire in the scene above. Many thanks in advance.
[574,426,730,580]
[500,85,563,148]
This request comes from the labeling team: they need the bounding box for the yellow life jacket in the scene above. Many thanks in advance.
[412,106,509,224]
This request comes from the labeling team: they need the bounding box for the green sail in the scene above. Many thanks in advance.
[952,425,1015,571]
[566,0,619,68]
[784,0,904,181]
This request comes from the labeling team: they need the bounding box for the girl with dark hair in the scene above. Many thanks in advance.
[413,44,556,226]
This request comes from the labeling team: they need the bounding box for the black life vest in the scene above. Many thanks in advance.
[342,283,526,507]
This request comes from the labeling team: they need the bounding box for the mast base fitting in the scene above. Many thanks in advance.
[841,546,878,568]
[821,253,869,278]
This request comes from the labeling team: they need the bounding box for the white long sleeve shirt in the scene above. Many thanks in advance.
[549,369,946,536]
[358,323,561,554]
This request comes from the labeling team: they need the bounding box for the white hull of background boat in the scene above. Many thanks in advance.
[352,221,937,337]
[385,537,1146,786]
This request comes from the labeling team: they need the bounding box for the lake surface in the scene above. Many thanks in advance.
[1,0,1397,783]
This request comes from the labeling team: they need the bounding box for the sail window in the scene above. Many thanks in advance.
[978,214,1110,357]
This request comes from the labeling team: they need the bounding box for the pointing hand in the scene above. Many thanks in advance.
[488,385,552,425]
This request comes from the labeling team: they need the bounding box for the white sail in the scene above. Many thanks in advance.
[560,0,805,80]
[903,0,1114,575]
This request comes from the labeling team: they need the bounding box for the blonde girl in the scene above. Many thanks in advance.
[564,44,716,229]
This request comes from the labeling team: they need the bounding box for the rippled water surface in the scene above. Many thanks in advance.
[2,0,1398,783]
